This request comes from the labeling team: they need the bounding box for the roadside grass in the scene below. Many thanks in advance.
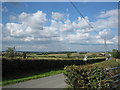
[94,58,120,68]
[2,69,65,86]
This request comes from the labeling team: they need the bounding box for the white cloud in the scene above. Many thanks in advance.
[18,12,31,21]
[2,9,118,51]
[2,6,8,12]
[98,9,118,18]
[60,19,74,32]
[72,16,92,29]
[24,36,34,42]
[94,9,118,29]
[10,15,17,21]
[99,29,114,40]
[51,12,64,21]
[6,11,48,38]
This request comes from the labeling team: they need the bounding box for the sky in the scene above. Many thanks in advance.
[1,2,118,52]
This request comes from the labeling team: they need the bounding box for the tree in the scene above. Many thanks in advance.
[6,47,16,58]
[67,52,72,58]
[112,49,120,59]
[23,52,27,59]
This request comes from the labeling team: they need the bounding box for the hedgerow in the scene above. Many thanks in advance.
[64,65,113,89]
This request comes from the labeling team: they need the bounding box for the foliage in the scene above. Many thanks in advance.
[111,49,120,59]
[23,52,27,59]
[2,58,105,79]
[67,52,72,58]
[79,52,87,54]
[5,47,16,58]
[64,65,112,89]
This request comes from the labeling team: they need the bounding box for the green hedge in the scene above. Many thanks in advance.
[64,65,112,89]
[2,58,105,78]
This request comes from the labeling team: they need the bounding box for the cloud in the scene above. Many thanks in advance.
[99,29,114,40]
[98,9,118,18]
[51,12,64,21]
[6,11,47,38]
[10,15,17,21]
[2,9,118,51]
[60,19,74,32]
[72,16,88,29]
[18,12,31,21]
[94,9,118,29]
[2,6,8,12]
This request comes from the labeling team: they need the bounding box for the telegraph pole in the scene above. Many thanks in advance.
[104,38,107,57]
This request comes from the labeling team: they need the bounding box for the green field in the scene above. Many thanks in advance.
[2,51,118,86]
[2,52,105,60]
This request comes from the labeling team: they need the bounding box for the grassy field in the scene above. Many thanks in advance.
[2,52,105,60]
[94,58,120,68]
[2,52,115,86]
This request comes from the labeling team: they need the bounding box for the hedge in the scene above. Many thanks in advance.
[64,65,113,89]
[2,58,105,78]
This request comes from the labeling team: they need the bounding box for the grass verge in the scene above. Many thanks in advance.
[93,58,120,68]
[2,69,65,86]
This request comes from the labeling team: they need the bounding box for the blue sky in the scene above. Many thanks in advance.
[2,2,117,24]
[2,2,118,52]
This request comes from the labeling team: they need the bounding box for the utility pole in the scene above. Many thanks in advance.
[104,38,107,57]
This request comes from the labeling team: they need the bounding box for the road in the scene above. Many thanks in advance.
[3,74,68,88]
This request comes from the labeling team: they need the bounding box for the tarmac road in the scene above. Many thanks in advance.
[3,74,68,88]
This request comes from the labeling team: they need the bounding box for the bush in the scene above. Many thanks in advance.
[112,49,120,59]
[67,52,72,58]
[64,65,112,89]
[5,47,16,58]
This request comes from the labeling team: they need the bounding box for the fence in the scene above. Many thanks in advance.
[106,67,120,89]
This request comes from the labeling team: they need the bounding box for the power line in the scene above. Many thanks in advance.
[70,0,108,57]
[70,0,99,35]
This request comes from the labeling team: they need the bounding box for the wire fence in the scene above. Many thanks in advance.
[105,67,120,89]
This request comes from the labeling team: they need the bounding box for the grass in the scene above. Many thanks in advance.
[2,69,65,86]
[94,58,120,68]
[3,56,105,61]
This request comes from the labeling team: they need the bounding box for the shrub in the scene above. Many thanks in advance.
[5,47,16,58]
[67,52,72,58]
[64,65,112,89]
[112,49,120,59]
[23,52,27,59]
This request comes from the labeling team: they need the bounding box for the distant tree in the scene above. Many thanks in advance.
[23,52,27,59]
[6,47,16,58]
[67,52,72,58]
[112,49,120,59]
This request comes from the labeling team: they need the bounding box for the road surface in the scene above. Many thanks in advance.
[3,74,68,88]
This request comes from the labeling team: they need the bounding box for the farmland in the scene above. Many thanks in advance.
[2,51,105,60]
[2,51,107,85]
